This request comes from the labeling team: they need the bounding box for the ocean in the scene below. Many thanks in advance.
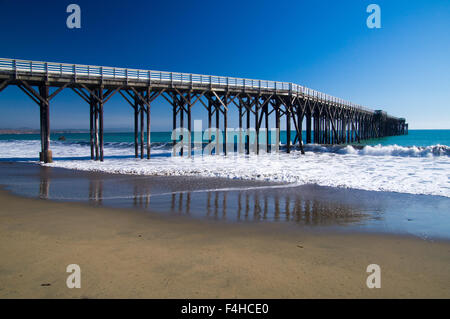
[0,129,449,198]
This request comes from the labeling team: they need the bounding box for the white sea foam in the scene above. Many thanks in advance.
[0,140,449,197]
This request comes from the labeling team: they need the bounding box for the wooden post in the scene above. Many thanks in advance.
[180,94,184,156]
[94,89,99,160]
[313,111,318,144]
[275,100,280,151]
[89,94,94,160]
[134,94,139,158]
[246,97,250,154]
[286,101,291,153]
[238,100,243,153]
[306,106,311,144]
[146,88,151,159]
[255,97,259,154]
[208,97,212,144]
[187,92,192,157]
[140,96,144,159]
[39,87,45,161]
[265,98,269,152]
[99,88,104,162]
[172,96,177,148]
[215,97,220,155]
[39,84,52,163]
[297,105,305,154]
[224,101,227,155]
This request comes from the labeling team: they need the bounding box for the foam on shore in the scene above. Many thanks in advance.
[0,139,449,197]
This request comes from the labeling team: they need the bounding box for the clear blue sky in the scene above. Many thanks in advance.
[0,0,449,130]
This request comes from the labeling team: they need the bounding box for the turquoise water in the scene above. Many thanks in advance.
[361,130,450,147]
[0,130,448,147]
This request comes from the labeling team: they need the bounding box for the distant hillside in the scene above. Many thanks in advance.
[0,129,89,134]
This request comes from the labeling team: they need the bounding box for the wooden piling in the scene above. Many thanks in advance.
[89,94,94,160]
[255,97,259,154]
[134,94,139,158]
[286,102,291,153]
[99,88,104,162]
[187,93,192,157]
[146,88,151,159]
[246,98,250,154]
[140,96,144,159]
[172,96,177,148]
[180,95,184,156]
[306,108,312,144]
[275,100,280,150]
[39,84,51,163]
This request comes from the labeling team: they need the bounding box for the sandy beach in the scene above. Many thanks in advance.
[1,188,449,298]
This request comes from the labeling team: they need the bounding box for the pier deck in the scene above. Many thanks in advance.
[0,58,408,162]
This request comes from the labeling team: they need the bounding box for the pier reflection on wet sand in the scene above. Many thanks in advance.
[74,175,373,226]
[1,162,445,238]
[2,162,375,226]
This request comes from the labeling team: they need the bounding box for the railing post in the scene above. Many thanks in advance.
[13,59,17,78]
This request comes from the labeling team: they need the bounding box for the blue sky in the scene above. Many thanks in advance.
[0,0,449,130]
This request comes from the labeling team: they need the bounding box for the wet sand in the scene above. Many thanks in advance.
[1,162,450,239]
[0,188,449,298]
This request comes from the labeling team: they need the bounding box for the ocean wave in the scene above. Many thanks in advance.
[1,139,448,197]
[44,152,450,198]
[55,140,450,157]
[1,139,449,158]
[302,144,450,157]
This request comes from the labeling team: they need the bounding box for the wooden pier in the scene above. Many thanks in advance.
[0,58,408,163]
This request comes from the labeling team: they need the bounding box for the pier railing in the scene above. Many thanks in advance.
[0,58,376,114]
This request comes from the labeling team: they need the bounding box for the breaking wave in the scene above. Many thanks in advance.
[0,139,449,197]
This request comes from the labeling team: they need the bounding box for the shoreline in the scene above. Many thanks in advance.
[0,188,449,298]
[1,161,450,240]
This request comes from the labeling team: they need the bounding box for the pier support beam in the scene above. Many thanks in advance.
[89,93,95,160]
[140,94,144,159]
[39,84,52,163]
[275,99,280,151]
[146,88,151,159]
[98,87,104,162]
[286,99,291,153]
[134,94,139,158]
[306,105,312,144]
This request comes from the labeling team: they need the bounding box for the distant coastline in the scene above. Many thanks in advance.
[0,129,88,134]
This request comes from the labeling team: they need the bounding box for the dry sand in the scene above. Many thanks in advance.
[0,190,449,298]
